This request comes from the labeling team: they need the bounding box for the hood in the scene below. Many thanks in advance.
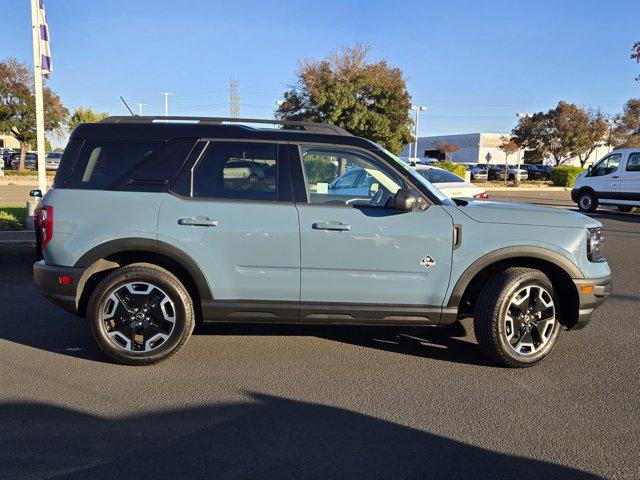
[457,200,601,229]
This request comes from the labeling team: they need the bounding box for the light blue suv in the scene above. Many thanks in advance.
[33,117,611,367]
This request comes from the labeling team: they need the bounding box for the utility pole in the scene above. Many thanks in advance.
[136,103,146,116]
[410,105,427,162]
[30,0,47,193]
[161,92,172,116]
[230,79,239,119]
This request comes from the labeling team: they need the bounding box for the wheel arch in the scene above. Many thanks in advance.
[446,247,582,329]
[73,238,212,318]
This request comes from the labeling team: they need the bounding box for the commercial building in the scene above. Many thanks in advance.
[402,132,612,167]
[0,134,20,150]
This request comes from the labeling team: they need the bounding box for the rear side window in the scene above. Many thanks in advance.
[69,140,164,189]
[192,142,278,201]
[626,153,640,172]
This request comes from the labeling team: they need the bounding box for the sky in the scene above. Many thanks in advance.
[1,0,639,147]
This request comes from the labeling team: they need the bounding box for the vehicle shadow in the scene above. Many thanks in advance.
[0,392,602,480]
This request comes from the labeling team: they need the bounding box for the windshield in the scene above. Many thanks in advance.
[416,169,463,184]
[377,147,454,205]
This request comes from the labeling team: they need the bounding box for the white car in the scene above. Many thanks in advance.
[45,151,63,171]
[413,164,488,199]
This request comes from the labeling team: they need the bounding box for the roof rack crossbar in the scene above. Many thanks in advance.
[100,116,352,136]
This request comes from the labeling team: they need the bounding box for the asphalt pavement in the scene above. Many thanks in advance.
[0,190,638,479]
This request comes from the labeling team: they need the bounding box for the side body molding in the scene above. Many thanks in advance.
[446,246,584,308]
[73,238,213,301]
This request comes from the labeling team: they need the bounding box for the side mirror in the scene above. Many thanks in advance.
[587,166,592,175]
[394,188,421,212]
[29,189,42,198]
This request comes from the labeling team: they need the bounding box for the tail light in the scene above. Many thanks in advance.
[473,192,489,199]
[38,205,53,249]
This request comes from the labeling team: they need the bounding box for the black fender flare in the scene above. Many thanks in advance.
[446,246,583,308]
[74,238,213,301]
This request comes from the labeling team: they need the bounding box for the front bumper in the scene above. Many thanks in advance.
[571,275,611,329]
[33,261,86,316]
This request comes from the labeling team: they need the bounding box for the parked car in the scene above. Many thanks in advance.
[521,164,551,181]
[488,164,528,181]
[45,151,63,171]
[4,151,20,169]
[572,149,640,213]
[11,153,37,170]
[470,165,489,181]
[412,165,488,199]
[33,116,611,367]
[2,148,16,168]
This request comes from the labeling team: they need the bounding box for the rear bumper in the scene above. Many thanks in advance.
[33,261,85,316]
[571,275,612,329]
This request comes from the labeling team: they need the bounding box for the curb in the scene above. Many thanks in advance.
[0,230,35,245]
[483,187,571,192]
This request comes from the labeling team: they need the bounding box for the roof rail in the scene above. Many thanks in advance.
[100,116,352,136]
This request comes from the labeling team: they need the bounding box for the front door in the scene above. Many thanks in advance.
[158,141,300,311]
[587,152,622,201]
[293,145,453,322]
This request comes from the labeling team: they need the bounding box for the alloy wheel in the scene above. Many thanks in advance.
[504,285,556,355]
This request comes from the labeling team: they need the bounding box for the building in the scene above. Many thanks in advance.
[401,132,612,167]
[0,134,20,150]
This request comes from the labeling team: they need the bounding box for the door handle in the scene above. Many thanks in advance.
[178,217,219,227]
[312,221,351,231]
[611,176,619,179]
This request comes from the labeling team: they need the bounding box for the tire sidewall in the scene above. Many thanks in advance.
[494,274,561,366]
[88,267,192,365]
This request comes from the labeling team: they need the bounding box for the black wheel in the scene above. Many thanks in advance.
[577,190,598,213]
[87,263,195,366]
[617,205,636,213]
[473,268,561,368]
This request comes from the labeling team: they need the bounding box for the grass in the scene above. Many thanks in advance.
[0,206,26,231]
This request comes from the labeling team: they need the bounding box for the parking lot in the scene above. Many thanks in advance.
[0,189,638,479]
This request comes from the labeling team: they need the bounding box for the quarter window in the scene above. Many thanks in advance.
[300,147,404,207]
[192,142,277,201]
[626,153,640,172]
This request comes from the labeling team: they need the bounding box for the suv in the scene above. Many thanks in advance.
[572,149,640,213]
[33,117,611,367]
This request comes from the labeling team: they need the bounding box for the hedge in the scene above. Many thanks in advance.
[432,161,467,178]
[550,166,584,187]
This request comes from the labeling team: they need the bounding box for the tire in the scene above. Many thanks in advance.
[617,205,637,213]
[87,263,195,366]
[473,268,561,368]
[577,190,598,213]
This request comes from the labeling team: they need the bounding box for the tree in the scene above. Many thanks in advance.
[512,101,602,166]
[632,41,640,81]
[68,106,109,132]
[499,137,519,183]
[276,42,413,154]
[436,139,460,161]
[611,98,640,148]
[0,58,68,170]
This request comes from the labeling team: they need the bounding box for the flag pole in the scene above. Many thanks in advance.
[30,0,47,194]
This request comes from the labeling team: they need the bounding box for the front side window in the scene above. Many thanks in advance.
[626,153,640,172]
[300,147,404,207]
[591,154,621,177]
[192,142,277,201]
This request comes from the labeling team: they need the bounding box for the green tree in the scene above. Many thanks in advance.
[611,98,640,148]
[68,106,109,132]
[512,101,602,166]
[0,58,68,170]
[276,43,413,154]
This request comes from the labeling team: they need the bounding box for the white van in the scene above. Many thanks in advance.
[572,149,640,213]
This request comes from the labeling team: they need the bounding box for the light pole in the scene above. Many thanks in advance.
[411,105,427,162]
[161,92,172,117]
[136,103,146,116]
[515,113,533,171]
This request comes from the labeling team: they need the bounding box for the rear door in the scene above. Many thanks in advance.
[158,140,300,317]
[293,145,453,321]
[619,152,640,205]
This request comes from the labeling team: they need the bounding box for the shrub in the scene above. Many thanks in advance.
[0,206,26,230]
[550,165,584,187]
[432,161,467,178]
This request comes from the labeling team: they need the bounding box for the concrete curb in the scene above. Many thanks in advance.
[0,230,35,245]
[483,186,571,192]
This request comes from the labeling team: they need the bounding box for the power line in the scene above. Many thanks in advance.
[229,80,240,119]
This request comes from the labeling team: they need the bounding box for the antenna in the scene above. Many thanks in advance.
[229,79,239,119]
[120,96,135,116]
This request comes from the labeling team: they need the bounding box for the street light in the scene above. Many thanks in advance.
[411,105,428,162]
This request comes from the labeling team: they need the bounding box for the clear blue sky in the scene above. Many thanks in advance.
[2,0,639,146]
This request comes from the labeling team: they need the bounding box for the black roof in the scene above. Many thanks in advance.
[70,116,379,150]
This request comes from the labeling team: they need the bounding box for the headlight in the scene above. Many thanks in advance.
[587,227,605,263]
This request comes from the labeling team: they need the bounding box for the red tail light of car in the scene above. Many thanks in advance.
[38,205,53,249]
[473,192,489,199]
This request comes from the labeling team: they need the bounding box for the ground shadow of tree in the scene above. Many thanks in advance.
[0,392,601,479]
